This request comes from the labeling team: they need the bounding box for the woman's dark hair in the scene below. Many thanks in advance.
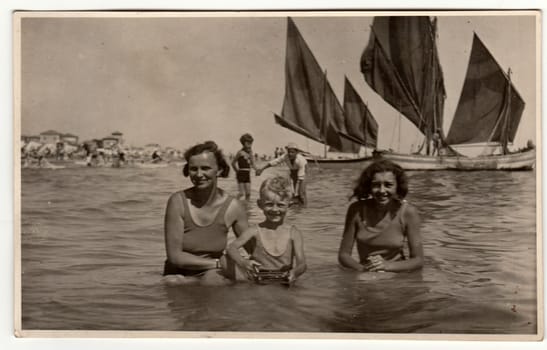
[182,141,230,178]
[239,133,254,145]
[352,159,408,200]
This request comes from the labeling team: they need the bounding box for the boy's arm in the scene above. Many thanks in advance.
[290,226,307,280]
[226,228,259,271]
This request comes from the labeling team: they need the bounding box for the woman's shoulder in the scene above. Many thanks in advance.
[400,200,419,220]
[168,189,186,202]
[223,192,245,214]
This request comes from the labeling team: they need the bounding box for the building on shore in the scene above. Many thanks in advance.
[39,130,62,144]
[61,133,79,145]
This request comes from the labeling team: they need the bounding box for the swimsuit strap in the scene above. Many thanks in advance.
[215,195,233,226]
[178,191,195,227]
[178,190,233,228]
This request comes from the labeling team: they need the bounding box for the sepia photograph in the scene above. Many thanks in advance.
[13,10,542,339]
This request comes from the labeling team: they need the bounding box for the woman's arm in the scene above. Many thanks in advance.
[289,226,307,281]
[229,199,250,238]
[164,192,217,271]
[338,202,365,271]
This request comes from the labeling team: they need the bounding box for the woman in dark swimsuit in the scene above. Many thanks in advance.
[163,141,249,285]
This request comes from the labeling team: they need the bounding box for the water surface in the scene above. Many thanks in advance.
[20,164,538,333]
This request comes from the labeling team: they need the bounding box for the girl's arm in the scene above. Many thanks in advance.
[289,226,307,280]
[164,193,217,270]
[338,202,365,271]
[386,204,423,272]
[231,151,240,172]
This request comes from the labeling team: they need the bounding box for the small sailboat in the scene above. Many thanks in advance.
[361,16,535,170]
[340,76,379,155]
[274,17,373,166]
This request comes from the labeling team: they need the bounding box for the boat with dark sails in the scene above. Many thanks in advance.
[361,16,535,170]
[274,18,377,167]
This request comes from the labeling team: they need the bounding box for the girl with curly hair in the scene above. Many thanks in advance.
[338,159,423,272]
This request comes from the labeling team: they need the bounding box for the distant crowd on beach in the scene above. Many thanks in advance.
[162,133,424,287]
[20,137,186,168]
[21,135,285,169]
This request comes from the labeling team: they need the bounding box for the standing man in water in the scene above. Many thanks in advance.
[256,142,307,207]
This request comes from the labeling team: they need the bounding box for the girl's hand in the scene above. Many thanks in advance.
[364,255,388,272]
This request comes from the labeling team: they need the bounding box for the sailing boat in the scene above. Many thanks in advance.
[274,17,376,166]
[362,16,535,170]
[339,76,379,155]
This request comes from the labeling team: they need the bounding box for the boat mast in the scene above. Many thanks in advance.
[502,68,513,155]
[320,69,328,158]
[363,102,368,157]
[430,17,438,156]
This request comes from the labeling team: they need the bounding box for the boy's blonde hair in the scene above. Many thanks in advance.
[259,176,292,200]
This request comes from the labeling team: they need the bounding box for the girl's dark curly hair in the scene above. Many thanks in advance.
[352,159,408,200]
[239,133,254,145]
[182,141,230,178]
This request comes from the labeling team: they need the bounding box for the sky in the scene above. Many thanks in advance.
[18,12,538,156]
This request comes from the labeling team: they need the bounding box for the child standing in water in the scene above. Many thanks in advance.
[338,159,423,272]
[232,133,257,200]
[225,176,307,284]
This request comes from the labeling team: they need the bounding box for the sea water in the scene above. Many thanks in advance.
[20,164,538,333]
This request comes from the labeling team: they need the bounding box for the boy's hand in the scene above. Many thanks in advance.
[243,259,261,279]
[287,269,296,283]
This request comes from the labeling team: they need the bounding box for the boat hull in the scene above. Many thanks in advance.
[304,156,375,169]
[380,149,536,171]
[304,149,536,171]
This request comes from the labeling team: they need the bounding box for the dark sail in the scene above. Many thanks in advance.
[446,33,525,146]
[342,77,378,148]
[361,16,446,142]
[277,17,359,153]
